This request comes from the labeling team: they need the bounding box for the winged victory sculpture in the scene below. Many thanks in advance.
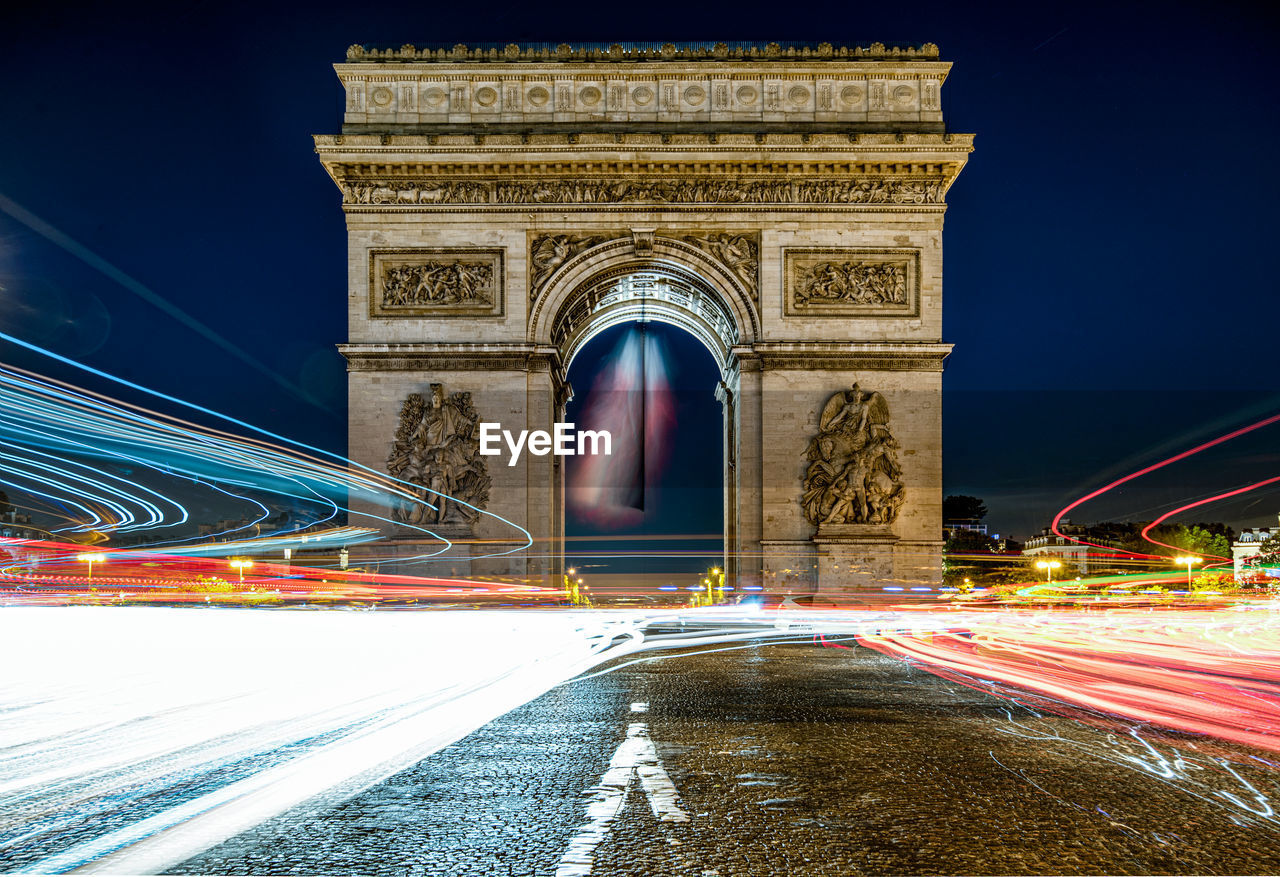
[802,384,905,526]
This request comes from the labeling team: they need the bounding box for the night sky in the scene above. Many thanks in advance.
[1,0,1277,544]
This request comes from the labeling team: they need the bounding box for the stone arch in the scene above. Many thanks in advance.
[532,235,756,587]
[529,235,760,368]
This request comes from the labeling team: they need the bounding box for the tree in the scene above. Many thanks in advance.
[943,495,987,523]
[1142,523,1231,560]
[942,529,1001,587]
[945,529,999,554]
[1190,571,1236,592]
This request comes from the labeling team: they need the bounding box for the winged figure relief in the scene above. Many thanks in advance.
[803,384,905,526]
[530,234,609,296]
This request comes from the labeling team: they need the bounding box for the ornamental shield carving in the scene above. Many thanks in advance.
[802,385,905,526]
[387,385,490,527]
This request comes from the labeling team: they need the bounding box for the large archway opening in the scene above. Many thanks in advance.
[533,240,760,594]
[563,291,725,595]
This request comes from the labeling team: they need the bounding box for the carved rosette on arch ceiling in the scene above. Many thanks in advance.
[528,231,759,304]
[802,385,905,528]
[387,384,490,529]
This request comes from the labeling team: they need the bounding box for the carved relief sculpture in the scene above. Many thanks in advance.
[682,233,759,299]
[798,261,905,305]
[387,384,490,528]
[343,178,942,207]
[802,385,905,527]
[529,233,612,299]
[784,248,919,317]
[369,249,504,317]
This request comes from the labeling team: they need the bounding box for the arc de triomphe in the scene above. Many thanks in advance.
[316,41,973,592]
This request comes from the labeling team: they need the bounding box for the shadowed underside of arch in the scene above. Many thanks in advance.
[555,267,738,372]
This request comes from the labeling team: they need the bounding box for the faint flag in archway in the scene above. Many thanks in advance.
[568,324,677,526]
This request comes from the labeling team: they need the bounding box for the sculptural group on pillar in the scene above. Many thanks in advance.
[803,384,905,527]
[387,384,490,527]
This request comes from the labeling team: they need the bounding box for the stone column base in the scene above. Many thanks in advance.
[812,525,900,592]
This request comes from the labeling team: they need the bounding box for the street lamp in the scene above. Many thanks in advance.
[229,558,253,583]
[1035,559,1062,584]
[77,552,101,581]
[1175,556,1202,587]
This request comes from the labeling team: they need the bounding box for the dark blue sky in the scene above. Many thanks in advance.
[1,0,1277,540]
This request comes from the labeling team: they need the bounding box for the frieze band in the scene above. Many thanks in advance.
[343,179,943,207]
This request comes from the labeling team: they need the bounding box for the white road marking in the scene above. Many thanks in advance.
[555,720,688,876]
[631,701,649,713]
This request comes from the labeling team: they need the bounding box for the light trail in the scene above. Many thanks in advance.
[856,607,1280,754]
[0,337,533,563]
[1139,476,1280,561]
[0,608,652,874]
[1051,410,1280,560]
[0,536,556,605]
[3,604,1280,872]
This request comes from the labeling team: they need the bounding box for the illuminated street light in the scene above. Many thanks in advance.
[77,553,101,581]
[1035,559,1062,584]
[229,558,253,583]
[1175,556,1202,588]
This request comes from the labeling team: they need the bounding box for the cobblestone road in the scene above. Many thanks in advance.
[171,639,1280,876]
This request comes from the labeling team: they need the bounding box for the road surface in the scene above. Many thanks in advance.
[166,638,1280,876]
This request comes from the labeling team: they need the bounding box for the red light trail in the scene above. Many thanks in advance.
[1051,411,1280,560]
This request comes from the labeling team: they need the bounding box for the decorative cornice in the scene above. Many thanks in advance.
[315,132,972,150]
[338,343,562,373]
[338,342,951,373]
[314,136,974,209]
[344,41,941,64]
[748,342,953,371]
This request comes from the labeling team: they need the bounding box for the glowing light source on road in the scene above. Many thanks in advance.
[1035,559,1063,584]
[1175,556,1203,587]
[77,552,101,580]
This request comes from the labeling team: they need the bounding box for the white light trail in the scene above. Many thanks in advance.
[0,608,649,874]
[6,605,1280,874]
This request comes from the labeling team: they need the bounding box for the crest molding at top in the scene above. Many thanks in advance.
[344,41,941,63]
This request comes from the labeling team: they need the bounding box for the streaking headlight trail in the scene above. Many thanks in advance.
[0,332,531,561]
[3,606,1280,873]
